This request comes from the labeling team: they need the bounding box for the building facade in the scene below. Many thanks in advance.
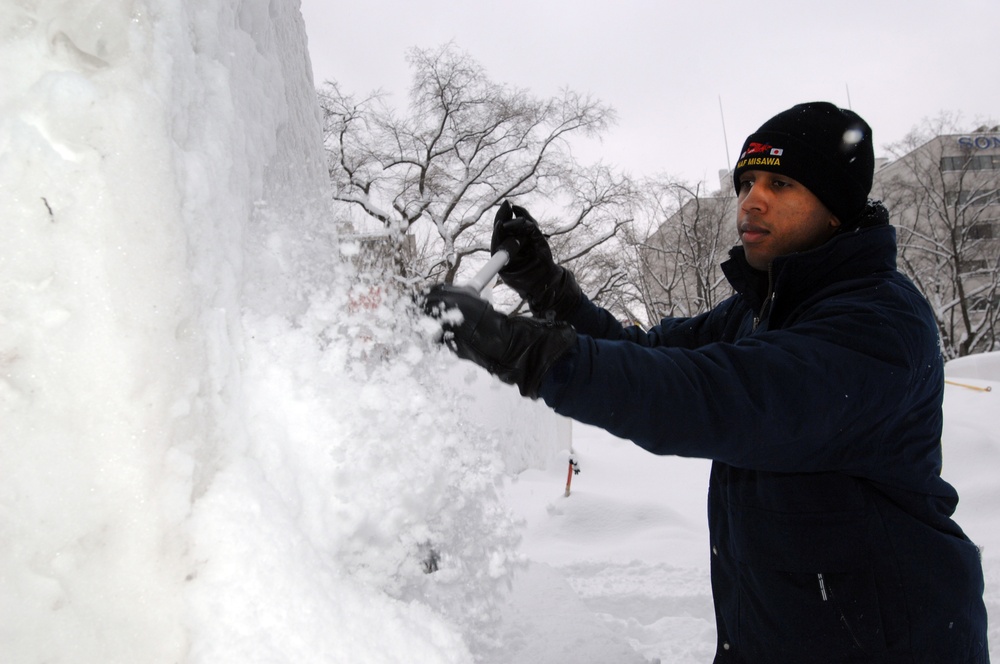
[871,128,1000,356]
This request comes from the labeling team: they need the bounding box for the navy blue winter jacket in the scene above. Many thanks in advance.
[539,224,989,663]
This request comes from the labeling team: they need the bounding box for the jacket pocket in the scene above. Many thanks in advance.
[733,506,888,662]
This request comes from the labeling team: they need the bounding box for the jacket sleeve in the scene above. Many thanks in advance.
[540,284,945,484]
[568,292,740,349]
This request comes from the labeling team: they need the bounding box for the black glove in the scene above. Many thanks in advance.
[423,284,577,399]
[491,201,583,322]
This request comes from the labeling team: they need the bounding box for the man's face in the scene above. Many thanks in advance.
[736,170,841,271]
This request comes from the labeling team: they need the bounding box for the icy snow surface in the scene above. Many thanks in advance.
[1,2,998,663]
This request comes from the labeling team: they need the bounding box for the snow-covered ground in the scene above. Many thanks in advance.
[491,425,714,663]
[1,2,997,663]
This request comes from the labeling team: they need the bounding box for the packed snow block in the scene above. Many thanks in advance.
[444,361,572,475]
[940,353,1000,615]
[0,1,486,663]
[1,3,202,663]
[946,351,1000,383]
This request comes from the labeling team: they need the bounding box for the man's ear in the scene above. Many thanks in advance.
[829,214,842,229]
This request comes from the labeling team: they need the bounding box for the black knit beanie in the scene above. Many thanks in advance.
[733,102,875,226]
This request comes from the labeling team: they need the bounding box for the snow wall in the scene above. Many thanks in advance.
[0,2,567,662]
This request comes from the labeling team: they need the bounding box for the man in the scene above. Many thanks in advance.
[424,102,989,662]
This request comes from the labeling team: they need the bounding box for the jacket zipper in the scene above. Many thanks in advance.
[752,265,775,331]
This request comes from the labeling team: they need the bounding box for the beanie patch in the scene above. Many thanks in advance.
[736,142,784,168]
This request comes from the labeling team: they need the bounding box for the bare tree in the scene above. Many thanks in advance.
[874,115,1000,358]
[627,178,736,326]
[319,43,634,299]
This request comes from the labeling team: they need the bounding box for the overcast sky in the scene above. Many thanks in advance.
[300,0,999,191]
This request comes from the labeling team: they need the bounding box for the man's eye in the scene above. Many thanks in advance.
[738,179,753,191]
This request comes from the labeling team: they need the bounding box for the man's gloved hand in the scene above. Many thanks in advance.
[491,201,582,322]
[423,283,577,399]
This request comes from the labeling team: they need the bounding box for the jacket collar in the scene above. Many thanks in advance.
[722,224,899,315]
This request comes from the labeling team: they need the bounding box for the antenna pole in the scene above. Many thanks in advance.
[719,95,732,173]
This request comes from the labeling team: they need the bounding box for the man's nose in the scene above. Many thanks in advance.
[740,184,767,213]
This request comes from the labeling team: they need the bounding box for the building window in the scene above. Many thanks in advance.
[969,293,999,312]
[940,155,1000,171]
[967,222,998,240]
[947,189,1000,207]
[960,259,990,273]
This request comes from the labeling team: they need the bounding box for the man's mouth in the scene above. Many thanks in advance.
[739,223,768,244]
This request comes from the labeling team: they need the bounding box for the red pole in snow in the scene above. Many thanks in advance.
[564,455,579,497]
